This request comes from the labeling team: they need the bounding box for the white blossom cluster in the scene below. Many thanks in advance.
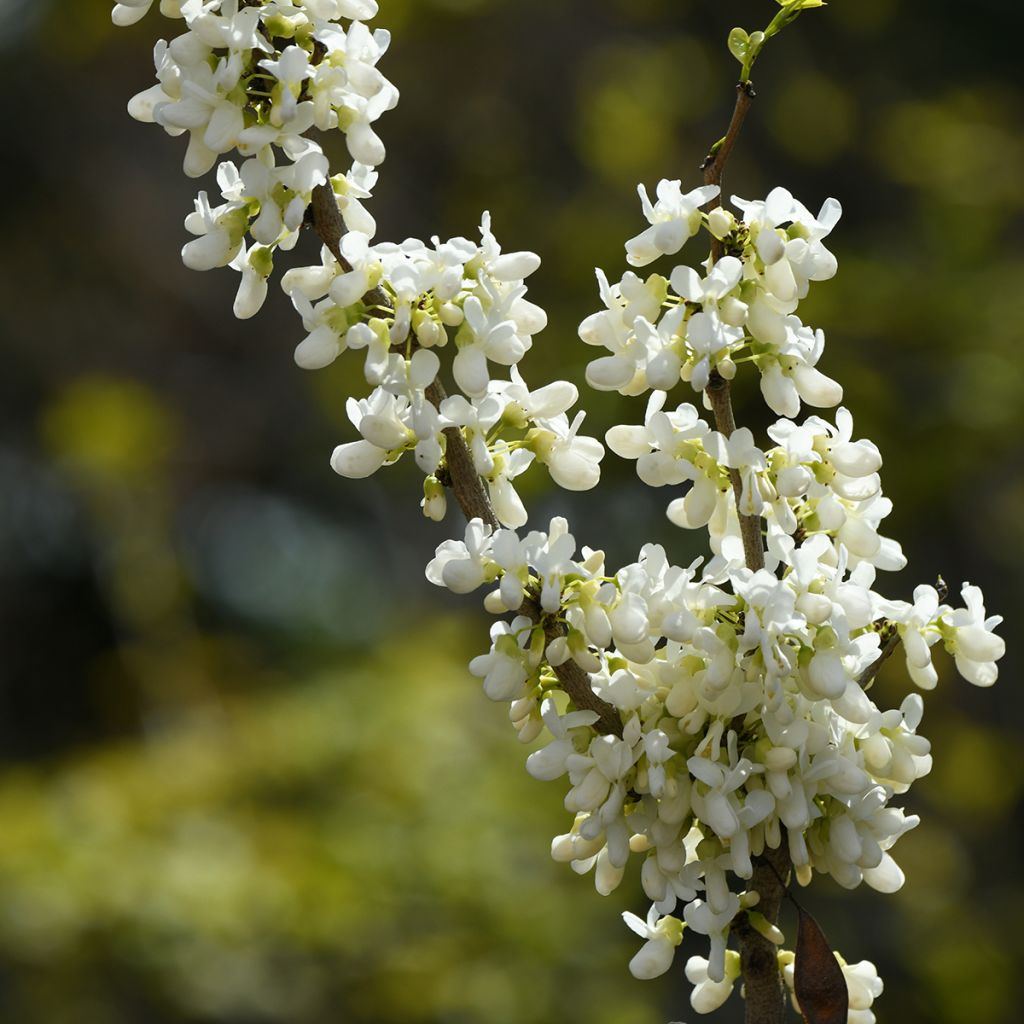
[116,1,606,516]
[296,216,606,522]
[117,0,397,318]
[426,508,1002,1014]
[582,182,842,413]
[417,177,1000,1016]
[120,3,1006,1021]
[283,212,605,521]
[608,400,904,574]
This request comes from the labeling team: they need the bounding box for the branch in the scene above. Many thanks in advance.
[308,189,623,738]
[706,369,766,573]
[855,623,900,690]
[309,182,391,311]
[700,81,765,574]
[701,81,755,263]
[733,842,792,1024]
[699,80,787,1024]
[425,378,501,530]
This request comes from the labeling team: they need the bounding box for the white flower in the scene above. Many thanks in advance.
[581,269,666,394]
[882,585,944,689]
[425,518,497,595]
[530,411,605,491]
[671,256,747,389]
[112,0,157,27]
[259,45,315,126]
[526,699,600,781]
[621,905,685,979]
[469,618,536,702]
[844,958,884,1019]
[942,583,1005,686]
[453,295,527,398]
[733,185,841,300]
[683,895,740,982]
[685,951,741,1013]
[626,180,720,267]
[528,517,585,614]
[474,210,542,282]
[181,185,248,271]
[484,441,535,529]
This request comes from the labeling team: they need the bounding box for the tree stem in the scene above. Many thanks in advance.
[705,370,765,573]
[700,81,788,1024]
[735,844,792,1024]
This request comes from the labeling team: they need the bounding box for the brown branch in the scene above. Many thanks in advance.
[699,79,788,1024]
[425,381,621,735]
[733,842,792,1024]
[701,81,755,263]
[515,596,624,737]
[855,623,900,690]
[705,370,766,573]
[699,82,766,574]
[427,382,622,736]
[309,182,391,310]
[307,193,622,737]
[425,379,501,530]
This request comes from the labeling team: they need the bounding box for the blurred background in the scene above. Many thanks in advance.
[1,0,1022,1020]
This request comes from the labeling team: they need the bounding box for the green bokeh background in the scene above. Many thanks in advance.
[0,0,1022,1021]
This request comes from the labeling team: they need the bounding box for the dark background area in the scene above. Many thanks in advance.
[0,0,1022,1021]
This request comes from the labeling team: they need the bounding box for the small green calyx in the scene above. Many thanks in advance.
[263,13,298,39]
[250,244,274,278]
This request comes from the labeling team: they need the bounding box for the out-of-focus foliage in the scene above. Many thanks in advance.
[0,623,660,1024]
[0,0,1022,1021]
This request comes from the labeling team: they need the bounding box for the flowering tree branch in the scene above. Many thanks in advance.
[114,2,1006,1023]
[310,182,624,737]
[700,74,787,1024]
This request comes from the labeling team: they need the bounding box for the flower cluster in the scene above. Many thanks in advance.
[120,2,1006,1021]
[119,0,397,318]
[609,399,904,574]
[426,507,1002,1008]
[582,183,842,413]
[292,212,605,521]
[117,1,606,516]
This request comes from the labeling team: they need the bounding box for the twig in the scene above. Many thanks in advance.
[705,369,766,573]
[702,81,755,263]
[732,842,792,1024]
[308,192,623,738]
[698,79,786,1024]
[699,83,765,575]
[309,182,391,310]
[856,579,947,690]
[855,624,900,690]
[424,378,501,530]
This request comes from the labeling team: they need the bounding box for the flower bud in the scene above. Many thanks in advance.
[294,325,343,369]
[330,439,386,479]
[421,476,447,521]
[489,251,542,281]
[792,364,843,408]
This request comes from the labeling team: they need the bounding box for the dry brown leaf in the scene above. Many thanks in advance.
[793,904,848,1024]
